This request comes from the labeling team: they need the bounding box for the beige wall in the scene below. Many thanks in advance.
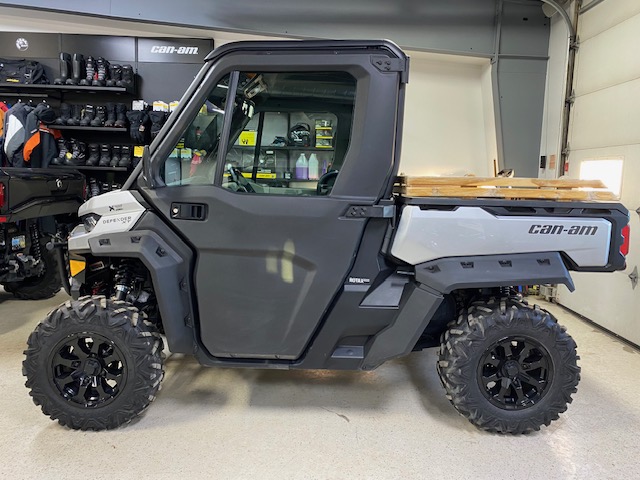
[400,51,495,177]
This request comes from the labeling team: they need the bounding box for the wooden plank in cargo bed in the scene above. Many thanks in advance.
[394,176,618,201]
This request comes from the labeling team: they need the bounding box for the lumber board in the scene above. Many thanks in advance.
[398,185,619,201]
[397,176,607,189]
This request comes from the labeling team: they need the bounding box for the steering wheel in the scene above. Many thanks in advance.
[317,170,339,196]
[227,165,256,193]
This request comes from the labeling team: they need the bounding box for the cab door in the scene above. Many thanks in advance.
[142,43,406,359]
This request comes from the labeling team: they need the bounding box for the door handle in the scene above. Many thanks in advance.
[170,202,207,221]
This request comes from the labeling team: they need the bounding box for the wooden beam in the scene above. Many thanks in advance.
[399,185,619,201]
[397,176,607,189]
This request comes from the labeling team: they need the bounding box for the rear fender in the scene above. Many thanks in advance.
[414,252,575,293]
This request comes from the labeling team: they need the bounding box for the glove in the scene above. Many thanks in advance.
[126,110,150,144]
[148,111,168,139]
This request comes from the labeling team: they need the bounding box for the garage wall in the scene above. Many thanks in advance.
[0,8,497,179]
[555,0,640,345]
[400,52,494,176]
[0,6,282,43]
[0,2,550,181]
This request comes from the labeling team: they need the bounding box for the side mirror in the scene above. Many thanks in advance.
[142,145,156,188]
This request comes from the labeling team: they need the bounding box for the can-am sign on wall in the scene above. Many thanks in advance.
[138,37,212,63]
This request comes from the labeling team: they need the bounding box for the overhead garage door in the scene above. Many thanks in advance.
[557,0,640,345]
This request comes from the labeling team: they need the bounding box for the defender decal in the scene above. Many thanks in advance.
[102,215,133,225]
[528,225,598,235]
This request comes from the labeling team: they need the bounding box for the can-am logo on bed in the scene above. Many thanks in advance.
[150,45,199,55]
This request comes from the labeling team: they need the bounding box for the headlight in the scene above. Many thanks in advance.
[82,214,101,232]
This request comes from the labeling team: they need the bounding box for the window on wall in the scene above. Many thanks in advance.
[579,158,624,196]
[220,71,356,196]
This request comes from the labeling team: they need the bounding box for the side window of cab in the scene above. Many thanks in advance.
[220,71,356,196]
[161,74,232,186]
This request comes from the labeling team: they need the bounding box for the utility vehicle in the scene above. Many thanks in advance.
[1,167,83,299]
[23,40,630,433]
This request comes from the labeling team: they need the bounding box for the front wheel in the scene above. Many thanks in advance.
[23,296,164,430]
[437,298,580,434]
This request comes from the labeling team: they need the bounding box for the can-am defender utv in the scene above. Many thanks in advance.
[24,40,630,433]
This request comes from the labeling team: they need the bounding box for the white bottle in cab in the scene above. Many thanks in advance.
[295,153,308,179]
[308,153,319,180]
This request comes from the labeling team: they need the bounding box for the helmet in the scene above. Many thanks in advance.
[288,123,311,147]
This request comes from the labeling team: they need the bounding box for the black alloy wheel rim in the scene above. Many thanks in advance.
[477,336,553,410]
[50,332,127,408]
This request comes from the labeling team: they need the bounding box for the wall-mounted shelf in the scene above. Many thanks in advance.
[233,145,334,152]
[53,125,128,132]
[51,164,129,172]
[0,82,135,95]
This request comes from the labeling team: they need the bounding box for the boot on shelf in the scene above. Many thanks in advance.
[86,143,100,166]
[106,64,121,87]
[53,53,71,85]
[66,53,84,86]
[55,103,71,125]
[52,138,68,165]
[66,104,82,126]
[115,103,128,128]
[110,145,121,167]
[104,103,116,127]
[91,105,107,127]
[64,140,87,166]
[118,64,134,89]
[80,105,95,127]
[80,56,95,86]
[98,144,111,166]
[88,177,101,198]
[92,57,110,87]
[118,145,132,168]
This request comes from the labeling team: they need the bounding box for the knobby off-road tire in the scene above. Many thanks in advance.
[3,247,61,300]
[23,296,164,431]
[437,298,580,434]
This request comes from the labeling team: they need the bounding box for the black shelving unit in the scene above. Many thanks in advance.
[229,110,337,186]
[0,82,137,187]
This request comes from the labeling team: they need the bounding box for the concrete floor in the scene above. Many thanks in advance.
[1,291,639,480]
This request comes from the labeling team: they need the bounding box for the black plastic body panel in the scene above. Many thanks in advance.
[144,185,371,360]
[291,218,398,370]
[415,252,575,293]
[86,211,196,354]
[399,196,630,272]
[361,282,443,370]
[0,167,84,220]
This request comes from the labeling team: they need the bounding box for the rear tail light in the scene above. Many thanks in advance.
[621,224,630,256]
[0,183,5,209]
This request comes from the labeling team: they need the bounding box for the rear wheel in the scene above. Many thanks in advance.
[437,298,580,434]
[3,247,61,300]
[23,296,164,430]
